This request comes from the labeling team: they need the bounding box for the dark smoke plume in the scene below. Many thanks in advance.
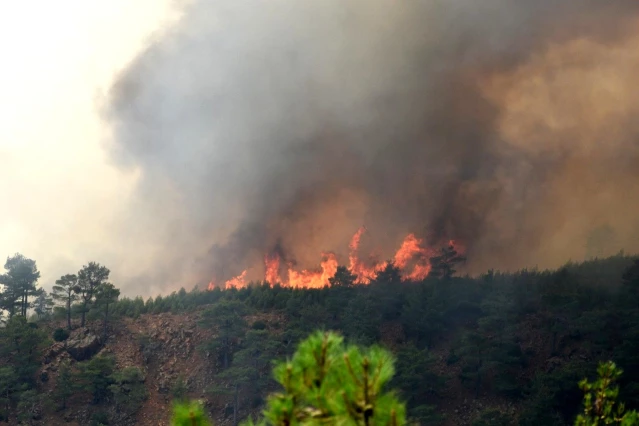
[102,0,639,291]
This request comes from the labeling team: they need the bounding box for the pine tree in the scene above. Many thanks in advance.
[199,300,247,369]
[428,243,466,280]
[94,283,120,341]
[77,262,110,327]
[52,274,79,329]
[248,331,407,426]
[54,360,74,410]
[329,266,357,288]
[0,254,41,317]
[33,290,54,320]
[171,400,212,426]
[575,361,639,426]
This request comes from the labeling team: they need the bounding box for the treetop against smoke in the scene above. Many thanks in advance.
[102,0,639,293]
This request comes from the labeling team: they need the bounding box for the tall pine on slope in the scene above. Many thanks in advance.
[0,254,40,317]
[52,274,79,329]
[77,262,110,327]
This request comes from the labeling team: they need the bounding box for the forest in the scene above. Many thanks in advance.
[1,250,639,425]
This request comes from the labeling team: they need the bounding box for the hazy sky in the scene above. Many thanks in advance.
[0,0,177,295]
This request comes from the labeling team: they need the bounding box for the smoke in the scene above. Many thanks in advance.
[102,0,639,291]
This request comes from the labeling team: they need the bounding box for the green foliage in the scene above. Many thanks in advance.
[519,360,591,426]
[171,400,213,426]
[77,262,110,327]
[392,345,444,424]
[251,331,407,426]
[171,376,189,402]
[53,327,70,342]
[52,273,79,329]
[0,253,41,317]
[91,411,110,426]
[0,316,49,385]
[575,361,639,425]
[109,366,148,415]
[16,389,45,422]
[200,300,248,369]
[76,354,117,404]
[54,360,74,410]
[33,289,54,319]
[95,282,120,341]
[0,366,18,420]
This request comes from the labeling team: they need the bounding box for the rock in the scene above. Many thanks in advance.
[44,342,66,363]
[66,330,102,361]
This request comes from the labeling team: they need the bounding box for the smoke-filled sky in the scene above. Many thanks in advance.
[4,0,639,296]
[0,0,177,295]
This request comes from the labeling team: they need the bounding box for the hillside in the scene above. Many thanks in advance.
[2,253,639,425]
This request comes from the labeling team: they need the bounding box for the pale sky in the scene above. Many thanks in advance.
[0,0,178,294]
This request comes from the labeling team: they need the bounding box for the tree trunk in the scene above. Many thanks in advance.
[233,382,239,426]
[22,291,27,316]
[67,297,72,330]
[81,302,86,327]
[103,303,109,342]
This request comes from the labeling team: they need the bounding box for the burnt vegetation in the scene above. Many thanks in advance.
[1,251,639,424]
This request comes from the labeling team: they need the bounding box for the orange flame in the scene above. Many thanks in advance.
[224,270,248,289]
[264,254,281,285]
[393,233,433,281]
[207,228,465,290]
[287,252,338,288]
[348,226,386,284]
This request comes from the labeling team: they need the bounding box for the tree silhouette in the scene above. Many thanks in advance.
[428,243,466,280]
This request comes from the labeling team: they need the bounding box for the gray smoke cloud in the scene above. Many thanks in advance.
[102,0,639,292]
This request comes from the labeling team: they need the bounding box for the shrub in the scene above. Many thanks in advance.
[53,328,70,342]
[252,320,267,330]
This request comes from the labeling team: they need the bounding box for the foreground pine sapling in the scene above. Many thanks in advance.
[247,330,407,426]
[171,400,213,426]
[575,361,639,426]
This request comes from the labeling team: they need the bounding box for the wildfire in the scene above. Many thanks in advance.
[348,227,387,284]
[210,228,464,290]
[393,234,434,281]
[264,253,280,286]
[287,253,338,289]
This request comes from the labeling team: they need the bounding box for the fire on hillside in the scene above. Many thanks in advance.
[208,227,465,290]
